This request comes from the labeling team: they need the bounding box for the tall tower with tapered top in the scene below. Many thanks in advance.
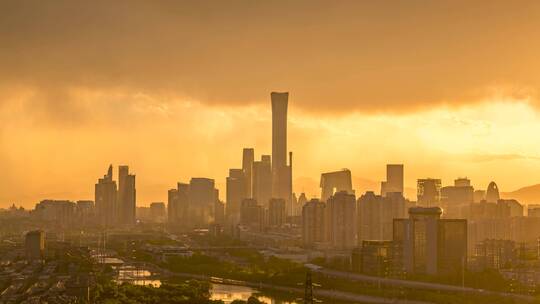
[271,92,292,212]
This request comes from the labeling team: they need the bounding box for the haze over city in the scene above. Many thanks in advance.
[4,2,540,304]
[3,1,540,207]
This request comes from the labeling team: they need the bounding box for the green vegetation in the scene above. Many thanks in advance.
[230,296,263,304]
[161,248,540,304]
[93,280,223,304]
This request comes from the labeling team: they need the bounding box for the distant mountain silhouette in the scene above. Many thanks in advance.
[501,184,540,205]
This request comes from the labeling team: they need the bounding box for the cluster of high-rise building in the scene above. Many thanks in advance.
[167,178,223,227]
[167,92,295,231]
[11,89,540,282]
[94,165,136,228]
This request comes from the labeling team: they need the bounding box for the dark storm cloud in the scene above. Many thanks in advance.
[1,0,540,115]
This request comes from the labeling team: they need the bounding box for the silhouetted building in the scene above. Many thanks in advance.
[393,207,467,276]
[252,155,272,207]
[189,178,218,226]
[441,178,474,218]
[357,191,406,243]
[486,181,500,203]
[268,198,286,227]
[168,182,189,225]
[242,148,254,198]
[302,199,326,247]
[326,191,357,250]
[498,199,523,217]
[226,168,247,222]
[271,92,293,214]
[352,240,394,276]
[150,202,166,223]
[95,165,117,227]
[25,230,45,260]
[34,200,76,227]
[118,165,136,226]
[417,178,441,207]
[320,169,353,202]
[240,198,263,230]
[381,164,404,197]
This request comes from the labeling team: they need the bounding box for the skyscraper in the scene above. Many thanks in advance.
[268,198,286,227]
[326,191,357,250]
[95,165,117,227]
[252,155,272,207]
[25,230,45,260]
[320,169,353,202]
[226,168,246,222]
[393,207,467,276]
[189,177,217,225]
[486,181,500,203]
[302,199,326,247]
[271,92,292,211]
[117,165,136,226]
[168,182,189,225]
[242,148,254,198]
[381,164,404,196]
[417,178,442,207]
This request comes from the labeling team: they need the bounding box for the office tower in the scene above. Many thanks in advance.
[357,191,405,243]
[189,178,217,226]
[226,169,246,222]
[497,199,523,217]
[240,198,263,230]
[118,165,136,226]
[252,155,272,207]
[417,178,441,207]
[25,230,45,260]
[486,181,500,203]
[271,92,292,212]
[320,169,353,202]
[381,164,404,197]
[393,207,467,276]
[168,183,189,225]
[302,199,326,246]
[268,198,286,227]
[95,165,117,227]
[150,202,167,223]
[242,148,254,198]
[326,191,357,250]
[440,178,474,218]
[352,240,394,275]
[168,189,178,224]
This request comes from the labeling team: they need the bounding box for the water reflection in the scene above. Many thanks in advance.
[210,283,297,304]
[116,265,161,287]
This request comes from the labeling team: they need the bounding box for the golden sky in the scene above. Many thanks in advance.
[2,1,540,207]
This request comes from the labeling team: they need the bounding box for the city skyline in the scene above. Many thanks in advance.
[3,100,540,207]
[3,1,540,206]
[3,2,540,303]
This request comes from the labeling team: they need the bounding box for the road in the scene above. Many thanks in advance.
[312,267,536,302]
